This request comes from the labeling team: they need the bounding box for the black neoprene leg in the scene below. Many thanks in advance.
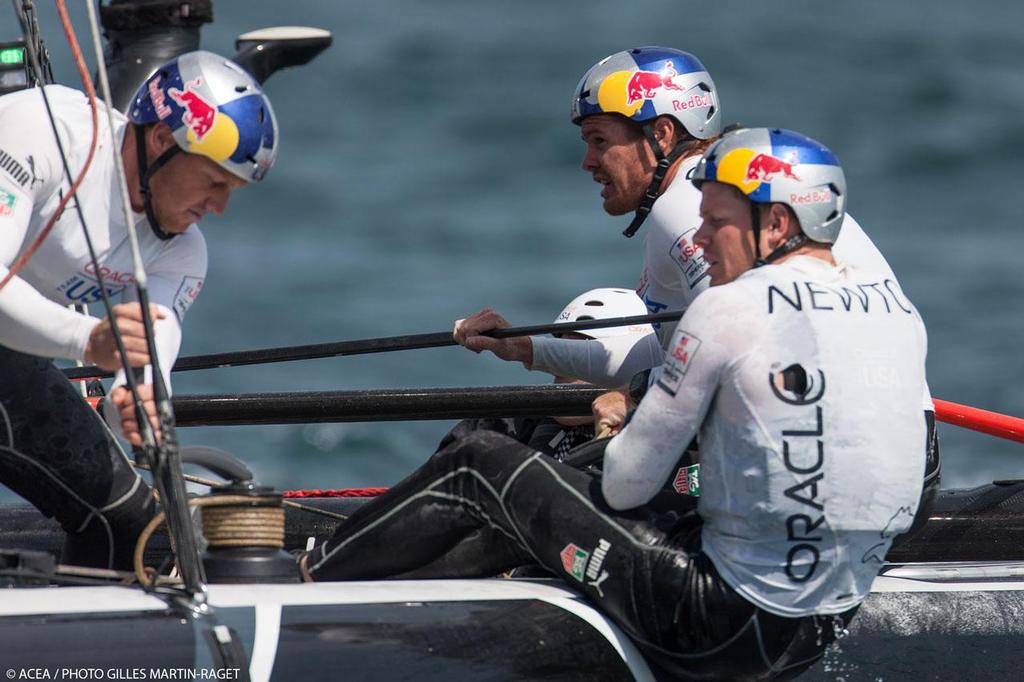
[308,431,703,649]
[0,347,156,569]
[307,430,860,681]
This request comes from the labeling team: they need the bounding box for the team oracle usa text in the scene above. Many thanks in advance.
[770,363,829,583]
[56,265,134,304]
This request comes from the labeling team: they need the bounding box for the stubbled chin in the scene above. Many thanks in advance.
[602,195,634,217]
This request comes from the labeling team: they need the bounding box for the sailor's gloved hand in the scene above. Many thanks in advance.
[592,389,629,437]
[84,303,166,371]
[453,308,533,367]
[109,383,161,447]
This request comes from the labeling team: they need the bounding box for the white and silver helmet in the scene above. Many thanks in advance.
[691,127,846,244]
[551,288,653,339]
[570,46,721,140]
[129,50,278,183]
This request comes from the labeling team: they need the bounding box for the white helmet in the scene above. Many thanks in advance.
[551,288,653,339]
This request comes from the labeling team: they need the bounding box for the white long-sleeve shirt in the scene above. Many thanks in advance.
[603,256,928,617]
[0,86,207,430]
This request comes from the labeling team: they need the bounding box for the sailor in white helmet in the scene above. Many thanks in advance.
[437,288,657,461]
[0,51,277,569]
[301,128,928,681]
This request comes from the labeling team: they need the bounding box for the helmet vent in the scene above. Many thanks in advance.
[705,106,716,121]
[584,300,605,307]
[826,210,838,222]
[235,85,249,93]
[257,108,266,123]
[828,182,842,196]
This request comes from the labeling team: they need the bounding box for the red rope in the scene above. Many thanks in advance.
[283,488,388,498]
[0,0,100,293]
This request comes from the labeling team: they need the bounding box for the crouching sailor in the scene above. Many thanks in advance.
[0,52,278,570]
[300,128,928,681]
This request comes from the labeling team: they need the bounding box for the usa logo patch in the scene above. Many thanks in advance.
[669,228,710,289]
[657,331,702,396]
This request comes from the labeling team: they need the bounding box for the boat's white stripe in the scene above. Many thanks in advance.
[249,602,281,682]
[0,579,582,616]
[205,578,585,607]
[4,573,1024,617]
[0,585,169,614]
[541,596,655,679]
[870,575,1024,593]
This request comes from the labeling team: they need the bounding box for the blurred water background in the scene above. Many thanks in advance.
[9,0,1024,498]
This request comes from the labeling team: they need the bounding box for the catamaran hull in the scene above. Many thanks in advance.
[2,482,1024,679]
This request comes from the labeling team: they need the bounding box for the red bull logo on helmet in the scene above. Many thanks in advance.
[169,78,217,141]
[598,61,706,118]
[714,147,803,196]
[672,93,711,112]
[625,61,685,104]
[745,153,801,183]
[789,187,833,205]
[148,76,173,120]
[165,78,241,164]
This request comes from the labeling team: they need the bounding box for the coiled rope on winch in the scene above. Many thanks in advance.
[202,502,284,548]
[133,494,286,587]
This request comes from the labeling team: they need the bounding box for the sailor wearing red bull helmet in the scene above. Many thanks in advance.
[0,50,277,569]
[301,129,927,681]
[456,47,912,381]
[453,47,938,515]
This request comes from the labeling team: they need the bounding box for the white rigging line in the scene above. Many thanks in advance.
[83,0,150,289]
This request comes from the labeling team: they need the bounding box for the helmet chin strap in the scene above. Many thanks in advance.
[133,124,181,241]
[751,202,808,267]
[622,123,692,238]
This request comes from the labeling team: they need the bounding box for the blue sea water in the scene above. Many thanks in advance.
[10,0,1024,496]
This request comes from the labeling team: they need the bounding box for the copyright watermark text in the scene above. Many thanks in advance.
[5,670,241,681]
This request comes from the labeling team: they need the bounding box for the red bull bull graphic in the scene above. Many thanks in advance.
[168,78,216,141]
[163,78,241,164]
[745,153,801,183]
[625,61,685,105]
[714,147,804,196]
[597,61,709,118]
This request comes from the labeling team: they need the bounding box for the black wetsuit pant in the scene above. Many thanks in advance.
[0,347,155,569]
[307,431,855,681]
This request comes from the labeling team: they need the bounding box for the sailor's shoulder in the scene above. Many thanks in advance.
[146,224,208,273]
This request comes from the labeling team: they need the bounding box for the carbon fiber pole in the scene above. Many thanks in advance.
[171,384,608,426]
[63,310,683,381]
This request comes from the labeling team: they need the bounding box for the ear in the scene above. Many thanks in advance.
[145,123,177,157]
[763,204,800,251]
[650,116,677,155]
